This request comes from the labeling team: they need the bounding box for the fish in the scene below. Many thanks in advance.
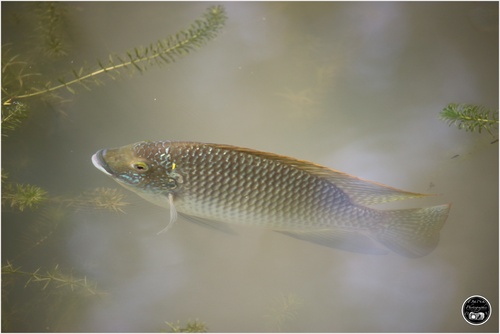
[91,141,451,257]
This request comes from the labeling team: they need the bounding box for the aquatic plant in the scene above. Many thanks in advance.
[32,2,70,57]
[440,103,498,136]
[62,187,130,213]
[165,319,208,333]
[2,262,101,296]
[14,207,65,261]
[2,261,101,331]
[1,100,30,136]
[1,44,40,132]
[2,181,130,214]
[2,4,226,139]
[2,183,48,212]
[275,32,341,119]
[264,292,303,332]
[7,5,226,101]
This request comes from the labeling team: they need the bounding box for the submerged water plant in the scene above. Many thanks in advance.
[1,101,30,136]
[2,262,101,296]
[2,5,226,139]
[32,2,71,57]
[62,187,130,213]
[164,319,208,333]
[14,207,66,261]
[264,292,303,332]
[440,103,498,136]
[7,5,226,101]
[2,183,48,212]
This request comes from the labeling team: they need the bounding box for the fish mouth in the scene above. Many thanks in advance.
[91,149,113,176]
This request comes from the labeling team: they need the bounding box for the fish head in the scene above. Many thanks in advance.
[91,141,181,200]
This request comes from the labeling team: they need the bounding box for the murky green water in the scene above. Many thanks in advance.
[2,2,498,332]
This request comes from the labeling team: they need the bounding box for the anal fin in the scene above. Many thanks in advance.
[178,213,238,235]
[276,229,388,255]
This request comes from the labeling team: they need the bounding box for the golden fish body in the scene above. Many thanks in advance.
[92,141,450,257]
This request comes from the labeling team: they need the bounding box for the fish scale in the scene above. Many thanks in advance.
[92,140,450,257]
[165,143,374,230]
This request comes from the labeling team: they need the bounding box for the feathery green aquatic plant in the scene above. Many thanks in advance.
[9,5,226,101]
[2,262,101,295]
[440,103,498,136]
[2,5,226,138]
[2,183,48,212]
[1,100,30,136]
[32,2,70,57]
[1,45,40,95]
[165,319,208,333]
[264,292,303,332]
[14,207,66,261]
[61,187,130,213]
[1,46,44,135]
[2,182,130,213]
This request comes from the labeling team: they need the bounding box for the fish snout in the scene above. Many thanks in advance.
[92,149,113,176]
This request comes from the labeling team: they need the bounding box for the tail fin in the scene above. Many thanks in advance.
[375,204,451,258]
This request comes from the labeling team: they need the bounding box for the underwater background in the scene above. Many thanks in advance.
[2,2,498,332]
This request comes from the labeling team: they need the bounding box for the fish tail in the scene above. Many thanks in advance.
[374,204,451,258]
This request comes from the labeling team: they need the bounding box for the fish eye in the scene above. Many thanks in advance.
[132,161,149,172]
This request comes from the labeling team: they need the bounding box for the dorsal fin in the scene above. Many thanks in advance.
[295,163,430,205]
[210,143,430,206]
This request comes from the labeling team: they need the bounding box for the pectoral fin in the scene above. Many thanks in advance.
[157,193,178,235]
